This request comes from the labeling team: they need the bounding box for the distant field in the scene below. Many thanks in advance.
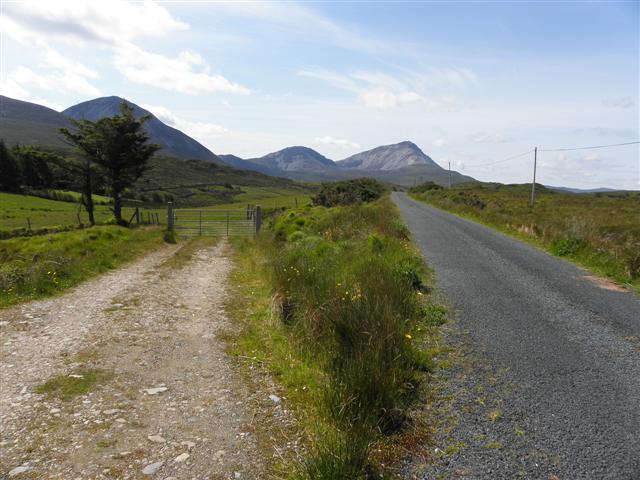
[0,186,313,232]
[410,183,640,288]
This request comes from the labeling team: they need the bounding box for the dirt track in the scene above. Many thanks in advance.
[0,242,293,479]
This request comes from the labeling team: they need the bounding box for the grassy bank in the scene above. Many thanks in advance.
[409,183,640,290]
[0,226,164,307]
[227,196,445,478]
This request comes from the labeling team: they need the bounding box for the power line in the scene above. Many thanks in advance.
[539,141,640,152]
[464,149,534,169]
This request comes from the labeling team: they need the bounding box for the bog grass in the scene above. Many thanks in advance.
[0,225,164,307]
[410,183,640,289]
[228,196,444,478]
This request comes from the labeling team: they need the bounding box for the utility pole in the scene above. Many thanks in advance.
[530,147,538,207]
[448,161,452,189]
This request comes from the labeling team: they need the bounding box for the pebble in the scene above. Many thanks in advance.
[142,461,164,475]
[180,440,195,449]
[50,408,61,414]
[103,409,120,415]
[8,465,30,477]
[143,387,168,395]
[174,453,189,463]
[148,434,166,443]
[268,394,281,404]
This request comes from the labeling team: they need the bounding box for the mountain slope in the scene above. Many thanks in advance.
[0,96,70,147]
[338,141,438,171]
[63,96,221,163]
[251,146,336,172]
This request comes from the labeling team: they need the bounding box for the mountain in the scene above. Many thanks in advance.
[217,154,281,176]
[63,96,220,163]
[226,141,475,185]
[338,141,438,171]
[0,95,70,147]
[250,146,336,172]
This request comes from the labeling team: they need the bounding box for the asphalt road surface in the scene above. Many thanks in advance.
[392,192,640,479]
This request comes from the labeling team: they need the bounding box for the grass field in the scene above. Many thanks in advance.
[228,196,444,478]
[0,187,313,233]
[410,183,640,289]
[0,225,164,307]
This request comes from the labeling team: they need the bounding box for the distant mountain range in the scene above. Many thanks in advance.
[0,94,473,186]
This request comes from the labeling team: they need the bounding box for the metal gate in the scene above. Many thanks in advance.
[167,204,261,237]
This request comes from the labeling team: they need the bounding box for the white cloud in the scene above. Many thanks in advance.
[7,64,100,97]
[314,136,360,149]
[471,132,514,143]
[603,96,635,109]
[3,0,247,98]
[113,43,250,95]
[208,2,399,55]
[2,0,187,47]
[432,138,447,147]
[299,69,459,110]
[142,104,228,149]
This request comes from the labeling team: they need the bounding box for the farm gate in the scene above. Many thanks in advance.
[167,204,261,237]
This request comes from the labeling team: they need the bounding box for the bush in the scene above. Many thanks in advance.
[409,181,443,194]
[312,178,385,207]
[266,197,437,477]
[551,236,584,256]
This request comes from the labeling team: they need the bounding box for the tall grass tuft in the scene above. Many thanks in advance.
[262,197,439,477]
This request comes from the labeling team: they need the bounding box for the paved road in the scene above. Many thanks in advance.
[392,192,640,479]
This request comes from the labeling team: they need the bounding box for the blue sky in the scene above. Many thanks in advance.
[1,0,638,189]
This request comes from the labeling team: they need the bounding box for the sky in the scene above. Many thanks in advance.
[1,0,638,189]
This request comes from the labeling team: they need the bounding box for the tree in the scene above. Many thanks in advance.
[0,139,21,192]
[92,103,160,224]
[60,121,101,225]
[13,146,54,189]
[60,102,159,225]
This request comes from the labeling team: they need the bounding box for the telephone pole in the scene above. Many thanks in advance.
[530,147,538,207]
[448,161,452,189]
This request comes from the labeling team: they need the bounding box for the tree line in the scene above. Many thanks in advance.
[0,102,159,226]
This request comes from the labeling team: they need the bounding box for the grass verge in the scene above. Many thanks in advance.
[0,226,164,307]
[227,196,445,478]
[409,184,640,291]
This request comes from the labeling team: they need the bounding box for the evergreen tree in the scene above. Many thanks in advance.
[61,102,159,225]
[0,140,21,192]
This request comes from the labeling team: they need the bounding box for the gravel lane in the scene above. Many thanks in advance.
[393,192,640,479]
[0,242,296,479]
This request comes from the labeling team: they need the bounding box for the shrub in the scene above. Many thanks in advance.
[311,178,385,207]
[409,181,443,194]
[551,236,584,256]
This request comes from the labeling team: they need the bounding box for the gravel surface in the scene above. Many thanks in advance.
[0,242,297,479]
[393,192,640,479]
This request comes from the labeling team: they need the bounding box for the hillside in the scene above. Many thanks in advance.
[338,141,437,170]
[229,142,473,185]
[63,96,221,163]
[1,95,474,187]
[250,146,336,172]
[0,96,70,148]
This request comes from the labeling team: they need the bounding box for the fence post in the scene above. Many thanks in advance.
[135,207,140,225]
[226,212,229,237]
[255,206,262,235]
[27,218,31,231]
[167,202,174,231]
[199,211,202,236]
